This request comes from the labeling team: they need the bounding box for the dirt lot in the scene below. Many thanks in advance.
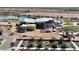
[25,12,79,18]
[0,21,61,39]
[14,29,61,39]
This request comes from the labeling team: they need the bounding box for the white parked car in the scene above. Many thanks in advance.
[73,32,79,36]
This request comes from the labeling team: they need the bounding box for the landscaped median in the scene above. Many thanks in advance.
[63,21,74,25]
[7,37,79,51]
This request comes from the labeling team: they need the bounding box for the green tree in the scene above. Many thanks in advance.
[61,42,68,48]
[58,38,64,45]
[37,42,42,48]
[51,41,58,48]
[27,42,34,48]
[37,37,43,48]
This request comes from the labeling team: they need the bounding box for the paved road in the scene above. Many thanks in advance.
[0,36,16,50]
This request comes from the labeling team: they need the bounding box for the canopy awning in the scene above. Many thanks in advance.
[35,18,51,22]
[20,18,53,23]
[22,18,35,23]
[19,17,63,23]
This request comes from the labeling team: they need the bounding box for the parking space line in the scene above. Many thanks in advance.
[71,41,79,50]
[15,40,23,51]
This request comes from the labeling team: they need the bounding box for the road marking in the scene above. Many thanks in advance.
[71,41,79,50]
[15,40,23,51]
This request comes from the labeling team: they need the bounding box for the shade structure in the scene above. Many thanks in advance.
[20,18,52,23]
[35,18,51,22]
[19,17,63,23]
[21,24,36,28]
[53,19,62,24]
[22,18,35,23]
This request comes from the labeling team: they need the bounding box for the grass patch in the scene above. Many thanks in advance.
[63,22,74,25]
[63,26,79,32]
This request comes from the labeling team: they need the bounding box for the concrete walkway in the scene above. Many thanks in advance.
[0,36,16,50]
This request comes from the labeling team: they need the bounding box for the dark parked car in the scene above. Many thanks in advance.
[17,27,26,33]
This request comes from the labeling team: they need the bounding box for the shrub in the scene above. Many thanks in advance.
[51,41,58,48]
[61,42,68,48]
[58,38,64,45]
[64,22,74,25]
[27,26,35,31]
[63,26,79,32]
[27,42,34,48]
[30,37,35,42]
[58,38,69,48]
[37,42,42,48]
[37,37,43,48]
